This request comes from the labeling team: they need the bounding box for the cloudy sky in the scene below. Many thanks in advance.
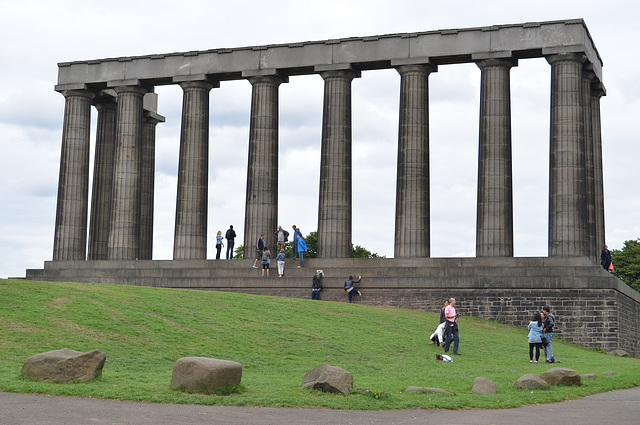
[1,0,638,278]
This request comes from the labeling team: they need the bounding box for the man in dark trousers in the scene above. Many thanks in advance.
[600,245,612,271]
[542,305,560,364]
[225,225,236,259]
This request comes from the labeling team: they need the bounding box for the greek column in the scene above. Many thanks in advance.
[546,53,588,257]
[107,83,148,260]
[475,57,517,257]
[591,82,606,260]
[52,87,94,261]
[88,96,117,260]
[316,66,360,258]
[139,110,164,260]
[393,61,436,258]
[173,78,217,260]
[242,72,286,256]
[582,66,597,262]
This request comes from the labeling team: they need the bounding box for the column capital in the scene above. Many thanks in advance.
[315,63,361,80]
[108,80,152,95]
[591,81,607,98]
[242,69,289,85]
[394,63,437,75]
[475,57,518,70]
[173,74,220,89]
[545,52,586,65]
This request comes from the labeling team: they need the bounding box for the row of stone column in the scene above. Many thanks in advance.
[52,53,605,263]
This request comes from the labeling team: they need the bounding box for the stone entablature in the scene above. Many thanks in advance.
[56,19,602,88]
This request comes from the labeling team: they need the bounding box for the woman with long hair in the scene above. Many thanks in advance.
[527,312,544,363]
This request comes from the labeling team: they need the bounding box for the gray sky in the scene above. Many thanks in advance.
[1,0,638,278]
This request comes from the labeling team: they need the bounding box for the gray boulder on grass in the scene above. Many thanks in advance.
[539,367,581,386]
[302,364,353,395]
[21,348,106,384]
[405,386,454,396]
[170,357,242,391]
[601,371,616,376]
[471,377,497,394]
[608,349,629,357]
[581,373,598,379]
[514,374,550,390]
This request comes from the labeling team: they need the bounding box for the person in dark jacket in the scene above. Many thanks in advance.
[600,245,612,271]
[344,275,362,303]
[542,306,560,364]
[225,225,236,259]
[312,270,323,300]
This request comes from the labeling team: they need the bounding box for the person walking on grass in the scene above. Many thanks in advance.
[443,298,461,356]
[527,312,544,363]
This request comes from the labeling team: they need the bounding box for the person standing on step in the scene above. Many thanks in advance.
[260,245,271,278]
[215,230,224,260]
[252,234,266,269]
[274,226,289,253]
[443,298,461,356]
[296,233,308,268]
[600,245,612,271]
[292,225,302,259]
[225,225,236,259]
[276,249,286,277]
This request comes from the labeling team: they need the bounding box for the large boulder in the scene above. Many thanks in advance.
[170,357,242,391]
[514,374,549,390]
[21,348,106,383]
[471,377,497,394]
[302,364,353,395]
[539,367,581,386]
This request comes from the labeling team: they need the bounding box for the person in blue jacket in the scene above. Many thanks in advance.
[292,225,302,259]
[527,312,544,364]
[296,233,307,268]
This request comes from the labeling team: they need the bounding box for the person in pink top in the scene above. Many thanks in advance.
[443,298,461,355]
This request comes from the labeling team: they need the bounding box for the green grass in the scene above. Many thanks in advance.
[1,279,639,410]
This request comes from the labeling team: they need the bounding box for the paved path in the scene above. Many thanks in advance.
[1,387,639,425]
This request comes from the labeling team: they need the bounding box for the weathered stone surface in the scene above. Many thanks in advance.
[301,364,353,395]
[601,371,616,376]
[581,373,598,379]
[471,377,497,394]
[21,348,106,383]
[608,349,629,357]
[405,386,454,396]
[514,374,549,390]
[170,357,242,391]
[540,367,581,386]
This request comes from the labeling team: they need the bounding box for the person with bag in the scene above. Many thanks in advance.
[343,275,362,303]
[311,270,323,300]
[260,245,271,278]
[225,225,236,259]
[601,245,612,271]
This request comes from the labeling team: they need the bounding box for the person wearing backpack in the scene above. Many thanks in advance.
[276,249,286,277]
[261,245,271,278]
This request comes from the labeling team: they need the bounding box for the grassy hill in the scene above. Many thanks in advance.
[1,279,639,410]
